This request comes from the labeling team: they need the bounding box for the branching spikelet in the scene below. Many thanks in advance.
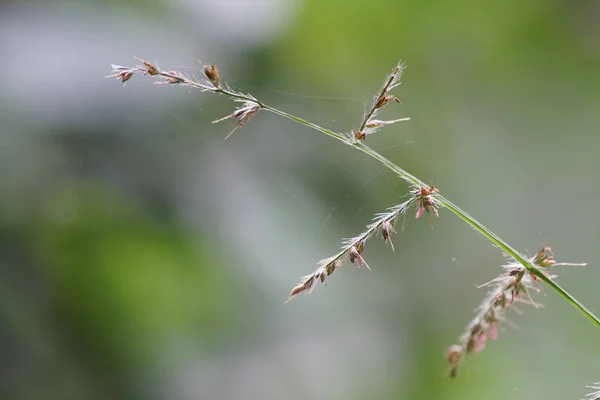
[107,59,261,139]
[353,62,410,141]
[212,100,261,139]
[447,247,586,378]
[286,197,417,302]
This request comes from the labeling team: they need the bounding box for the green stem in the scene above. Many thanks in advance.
[263,104,600,330]
[261,105,348,142]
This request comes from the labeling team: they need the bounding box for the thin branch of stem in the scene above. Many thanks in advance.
[287,199,414,300]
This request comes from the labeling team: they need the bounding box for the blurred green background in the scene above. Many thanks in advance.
[1,0,600,399]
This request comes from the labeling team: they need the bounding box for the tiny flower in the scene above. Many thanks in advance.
[287,275,316,301]
[318,271,326,283]
[137,59,159,76]
[414,185,440,218]
[531,246,586,269]
[474,332,487,353]
[114,70,134,84]
[213,101,261,139]
[415,205,425,219]
[446,345,463,378]
[447,345,462,364]
[349,244,370,270]
[354,130,366,141]
[107,65,136,84]
[288,284,306,299]
[162,71,185,84]
[375,94,400,109]
[203,64,220,87]
[357,118,411,142]
[532,246,554,267]
[325,259,342,277]
[365,120,383,129]
[317,259,342,284]
[365,118,411,129]
[381,220,396,251]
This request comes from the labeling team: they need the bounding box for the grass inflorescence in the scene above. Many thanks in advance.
[109,58,598,389]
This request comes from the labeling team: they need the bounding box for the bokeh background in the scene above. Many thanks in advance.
[2,0,600,399]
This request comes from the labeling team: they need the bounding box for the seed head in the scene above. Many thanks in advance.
[414,185,440,218]
[375,94,400,109]
[115,70,134,84]
[349,242,370,270]
[138,59,159,76]
[213,100,261,139]
[107,65,135,84]
[354,130,366,141]
[162,71,185,84]
[381,220,396,251]
[447,246,585,378]
[203,64,221,87]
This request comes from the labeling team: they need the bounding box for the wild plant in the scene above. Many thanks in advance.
[108,58,598,390]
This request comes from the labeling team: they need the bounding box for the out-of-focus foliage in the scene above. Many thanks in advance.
[1,0,599,399]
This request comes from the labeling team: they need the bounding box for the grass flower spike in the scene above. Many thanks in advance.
[287,197,415,301]
[447,247,586,378]
[108,59,262,139]
[354,63,407,141]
